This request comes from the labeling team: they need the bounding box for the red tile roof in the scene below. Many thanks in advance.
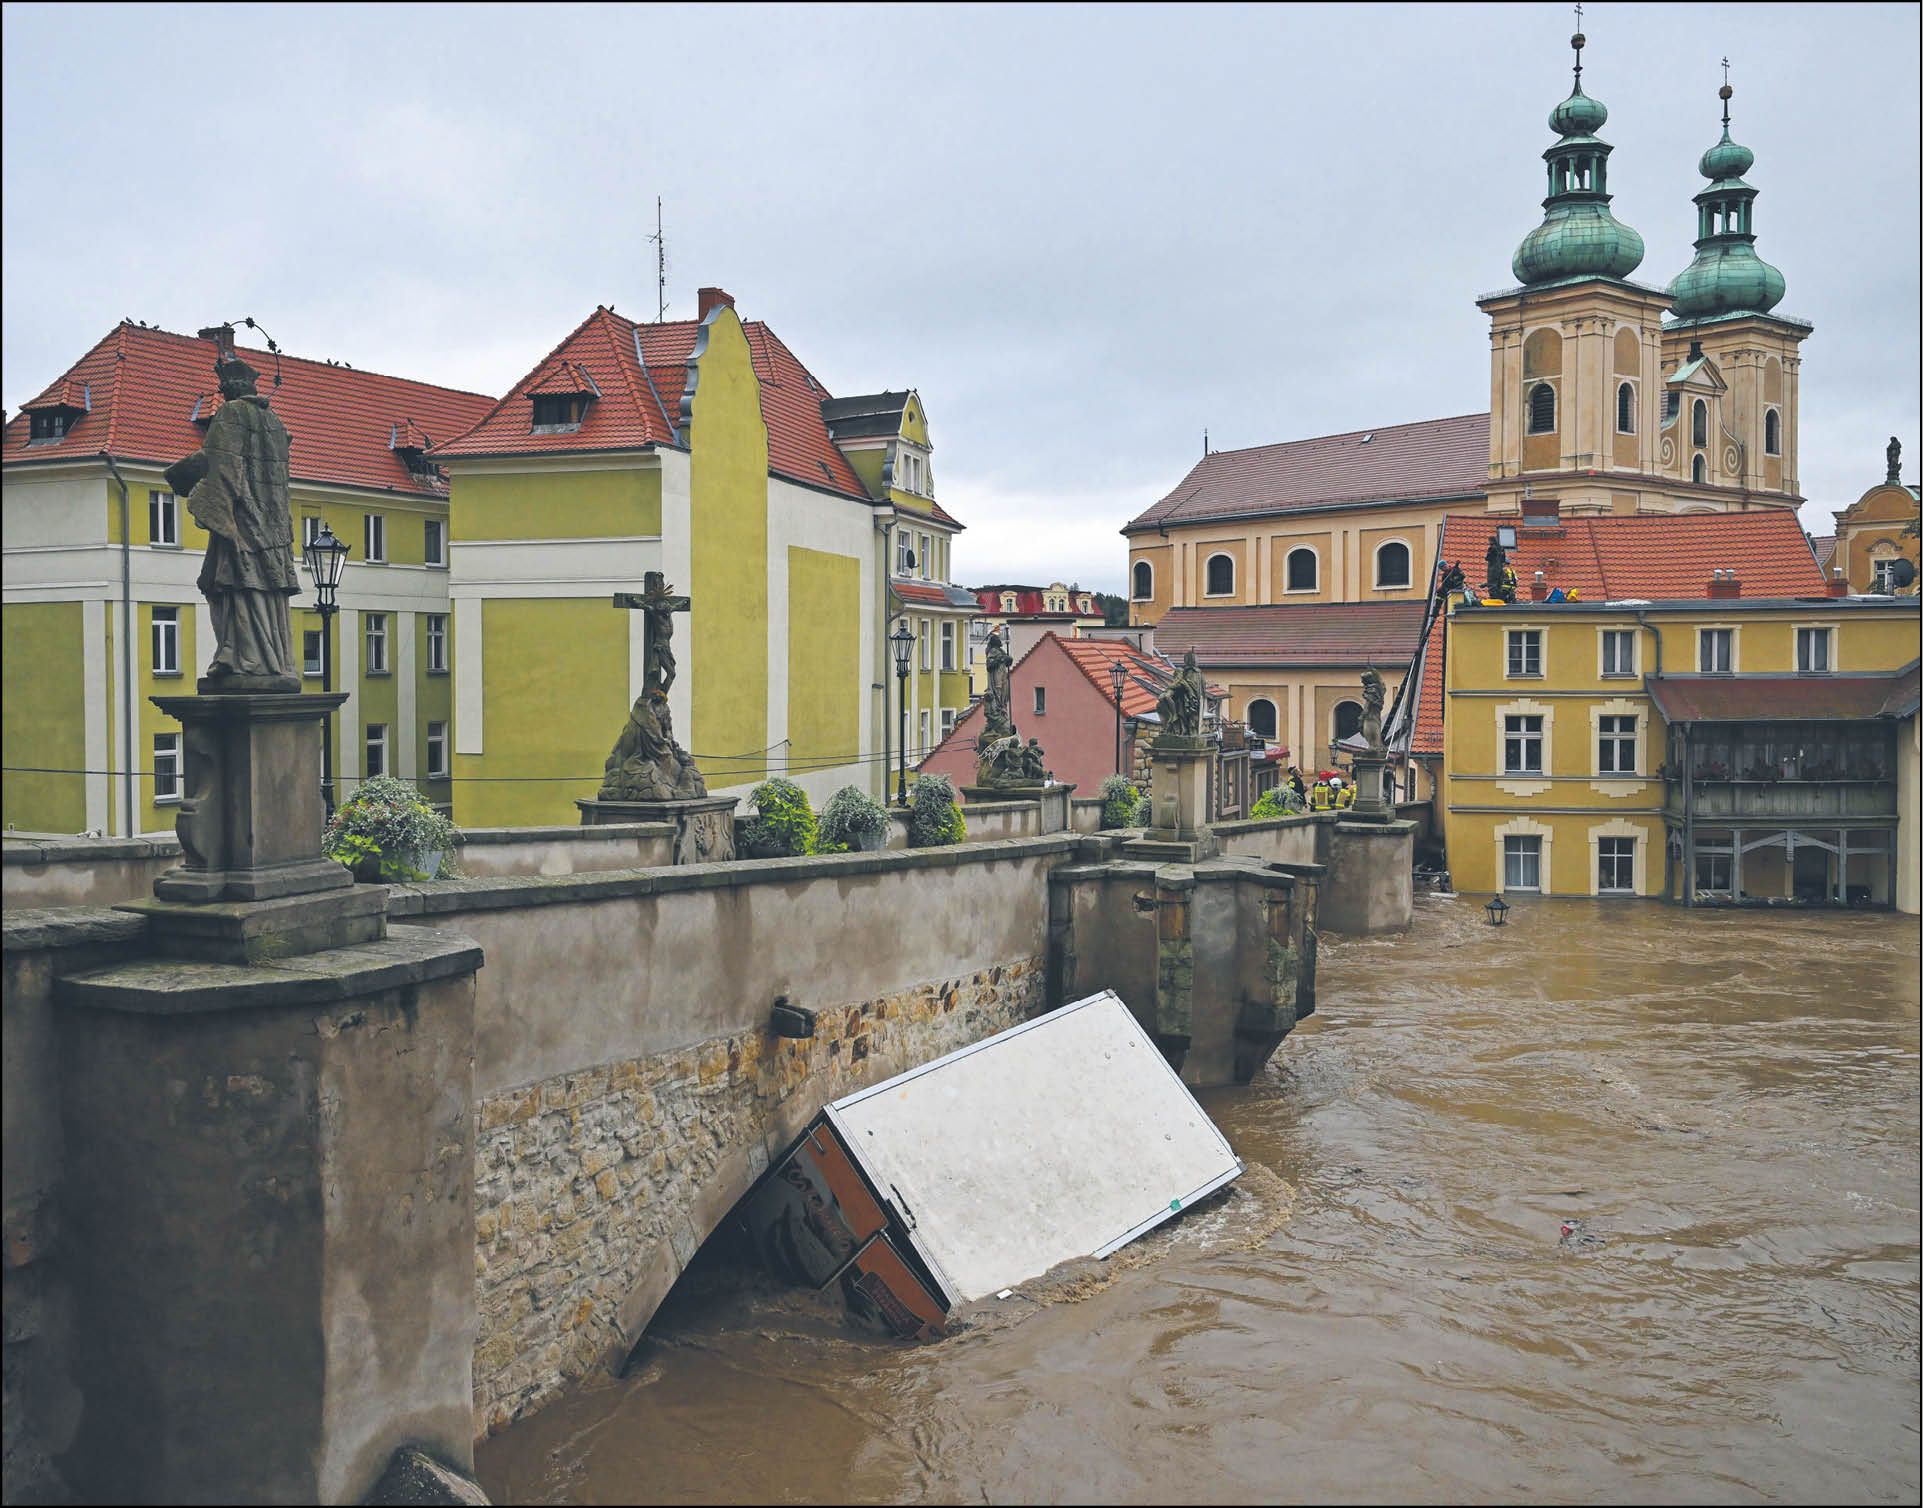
[1405,510,1836,755]
[1054,634,1225,717]
[526,360,602,397]
[1125,412,1490,533]
[3,322,495,499]
[899,496,967,530]
[1810,534,1837,573]
[892,579,962,608]
[432,306,870,501]
[973,585,1100,617]
[1646,664,1920,723]
[1156,601,1429,666]
[23,374,92,411]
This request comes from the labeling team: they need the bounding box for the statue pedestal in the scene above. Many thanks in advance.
[577,794,738,864]
[128,692,382,962]
[1346,752,1394,822]
[1121,736,1218,863]
[961,781,1075,834]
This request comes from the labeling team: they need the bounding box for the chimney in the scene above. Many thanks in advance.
[1707,568,1742,599]
[697,287,735,319]
[1827,567,1850,598]
[1530,569,1550,601]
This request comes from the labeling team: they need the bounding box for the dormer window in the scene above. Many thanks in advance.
[532,395,583,431]
[29,410,76,441]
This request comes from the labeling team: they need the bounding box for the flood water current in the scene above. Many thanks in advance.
[476,896,1921,1504]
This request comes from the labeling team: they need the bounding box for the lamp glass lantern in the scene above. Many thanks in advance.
[888,619,916,806]
[303,524,350,818]
[1485,894,1511,926]
[304,524,349,605]
[1108,660,1127,775]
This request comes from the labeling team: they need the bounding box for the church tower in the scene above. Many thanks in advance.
[1480,27,1673,519]
[1656,74,1811,505]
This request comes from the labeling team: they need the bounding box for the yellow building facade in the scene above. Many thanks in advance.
[1441,595,1919,908]
[1830,448,1920,596]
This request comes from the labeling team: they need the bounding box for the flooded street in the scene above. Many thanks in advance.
[476,897,1921,1504]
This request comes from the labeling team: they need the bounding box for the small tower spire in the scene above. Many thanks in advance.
[1666,63,1787,320]
[1572,4,1585,90]
[1719,57,1732,129]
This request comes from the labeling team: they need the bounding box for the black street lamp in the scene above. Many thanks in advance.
[303,524,350,816]
[889,619,916,806]
[1109,659,1127,778]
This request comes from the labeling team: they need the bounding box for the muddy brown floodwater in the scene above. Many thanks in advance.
[476,896,1921,1504]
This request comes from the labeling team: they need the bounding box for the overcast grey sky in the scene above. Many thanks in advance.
[4,2,1916,591]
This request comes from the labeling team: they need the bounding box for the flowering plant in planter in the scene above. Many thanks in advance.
[322,775,458,882]
[814,784,891,853]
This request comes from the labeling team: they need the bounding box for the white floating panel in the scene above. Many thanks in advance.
[824,990,1242,1305]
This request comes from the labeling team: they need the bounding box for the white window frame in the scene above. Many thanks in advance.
[364,512,386,563]
[424,517,447,567]
[1597,713,1637,776]
[153,732,182,805]
[151,606,180,676]
[895,528,914,576]
[1615,381,1636,436]
[1000,592,1017,613]
[917,707,930,757]
[1527,381,1557,435]
[1033,685,1047,716]
[1795,625,1835,673]
[919,533,933,581]
[303,514,324,549]
[1132,560,1154,601]
[1246,697,1279,741]
[303,629,324,678]
[1589,819,1647,897]
[941,707,957,737]
[1871,557,1901,593]
[365,612,389,675]
[1373,539,1413,590]
[1506,628,1544,679]
[940,620,956,672]
[426,721,448,779]
[364,722,388,778]
[1764,407,1781,456]
[1698,626,1736,674]
[1284,546,1319,594]
[1503,834,1543,891]
[149,489,179,547]
[1598,627,1637,678]
[425,613,448,674]
[918,617,932,672]
[1597,836,1636,894]
[1503,712,1545,775]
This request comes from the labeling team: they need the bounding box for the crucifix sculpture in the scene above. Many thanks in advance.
[599,571,705,802]
[613,570,690,699]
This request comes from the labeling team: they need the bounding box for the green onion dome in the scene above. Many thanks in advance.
[1511,40,1645,287]
[1549,87,1608,138]
[1666,85,1785,319]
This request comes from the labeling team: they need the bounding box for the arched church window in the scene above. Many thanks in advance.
[1692,454,1707,485]
[1334,701,1363,741]
[1286,548,1318,592]
[1247,698,1277,740]
[1764,409,1780,456]
[1132,560,1153,600]
[1528,383,1556,435]
[1692,399,1708,448]
[1375,541,1411,588]
[1205,553,1235,596]
[1617,382,1635,434]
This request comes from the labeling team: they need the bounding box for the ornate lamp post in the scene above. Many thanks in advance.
[1485,894,1511,926]
[303,524,350,816]
[1109,659,1127,778]
[889,619,916,806]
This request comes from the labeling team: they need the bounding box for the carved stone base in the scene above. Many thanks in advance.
[149,691,351,904]
[1345,752,1394,822]
[1122,738,1218,862]
[577,794,738,864]
[116,885,389,965]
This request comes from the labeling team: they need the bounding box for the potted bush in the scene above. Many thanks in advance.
[814,784,891,853]
[907,774,966,847]
[1250,786,1305,819]
[1098,774,1141,830]
[740,776,816,858]
[322,775,458,883]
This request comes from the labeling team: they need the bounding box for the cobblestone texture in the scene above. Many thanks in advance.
[470,958,1043,1434]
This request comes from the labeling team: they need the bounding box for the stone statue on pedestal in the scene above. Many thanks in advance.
[1156,650,1205,739]
[601,572,707,801]
[164,327,300,690]
[1889,436,1903,485]
[1361,666,1386,754]
[981,629,1014,738]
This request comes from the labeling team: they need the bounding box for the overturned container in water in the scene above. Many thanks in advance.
[740,990,1242,1337]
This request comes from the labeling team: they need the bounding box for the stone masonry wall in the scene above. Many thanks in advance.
[470,958,1043,1436]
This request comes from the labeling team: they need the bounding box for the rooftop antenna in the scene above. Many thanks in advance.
[1203,427,1209,456]
[648,197,668,322]
[1571,2,1585,89]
